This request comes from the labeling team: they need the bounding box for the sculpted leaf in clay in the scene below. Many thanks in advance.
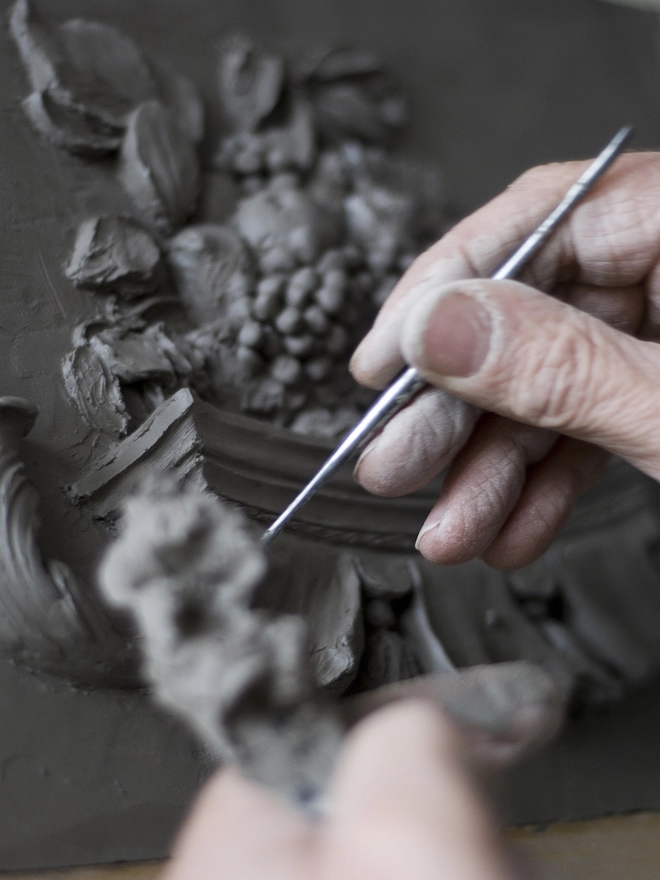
[11,1,118,154]
[10,1,159,154]
[9,0,66,95]
[261,95,316,173]
[55,19,157,128]
[10,1,204,157]
[63,315,202,438]
[295,46,382,83]
[21,90,122,156]
[0,397,133,680]
[150,59,205,144]
[218,35,285,132]
[307,555,364,693]
[259,550,364,695]
[214,94,316,175]
[95,323,186,386]
[66,216,163,297]
[354,629,419,691]
[313,83,396,144]
[167,225,252,325]
[118,100,200,234]
[356,555,416,600]
[62,337,129,438]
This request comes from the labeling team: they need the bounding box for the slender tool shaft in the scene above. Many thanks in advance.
[261,126,633,545]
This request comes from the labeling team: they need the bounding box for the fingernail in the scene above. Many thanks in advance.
[348,339,367,375]
[415,509,445,551]
[353,436,379,481]
[411,292,492,378]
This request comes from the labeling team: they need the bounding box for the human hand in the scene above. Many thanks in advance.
[164,669,558,880]
[350,152,660,569]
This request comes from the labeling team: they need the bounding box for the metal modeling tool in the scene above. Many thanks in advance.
[261,125,634,546]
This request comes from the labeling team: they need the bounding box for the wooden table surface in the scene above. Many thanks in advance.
[508,812,660,879]
[3,812,660,879]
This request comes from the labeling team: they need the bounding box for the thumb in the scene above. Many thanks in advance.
[400,278,660,480]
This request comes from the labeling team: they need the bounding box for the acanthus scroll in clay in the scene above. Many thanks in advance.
[0,397,134,682]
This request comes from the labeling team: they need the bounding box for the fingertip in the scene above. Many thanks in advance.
[353,441,405,497]
[415,519,483,566]
[415,519,442,557]
[180,766,241,828]
[348,338,372,383]
[354,428,434,499]
[355,390,478,498]
[481,470,573,569]
[331,699,459,806]
[326,699,508,880]
[167,768,315,880]
[349,333,405,390]
[415,521,448,562]
[170,766,311,858]
[415,484,516,567]
[481,514,565,571]
[173,767,278,848]
[194,765,264,814]
[351,279,442,388]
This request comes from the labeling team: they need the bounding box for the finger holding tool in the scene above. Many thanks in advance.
[261,126,634,546]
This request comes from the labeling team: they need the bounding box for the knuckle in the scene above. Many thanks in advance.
[512,163,556,189]
[513,320,604,432]
[511,161,576,192]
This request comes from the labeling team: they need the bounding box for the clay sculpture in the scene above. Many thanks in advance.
[6,0,660,726]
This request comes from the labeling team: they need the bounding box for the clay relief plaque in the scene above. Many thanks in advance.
[3,0,660,819]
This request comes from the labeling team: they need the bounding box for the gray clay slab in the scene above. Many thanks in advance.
[0,658,212,871]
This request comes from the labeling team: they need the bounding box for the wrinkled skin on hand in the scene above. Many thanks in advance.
[350,152,660,569]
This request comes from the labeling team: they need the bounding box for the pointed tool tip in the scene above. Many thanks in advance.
[617,124,635,145]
